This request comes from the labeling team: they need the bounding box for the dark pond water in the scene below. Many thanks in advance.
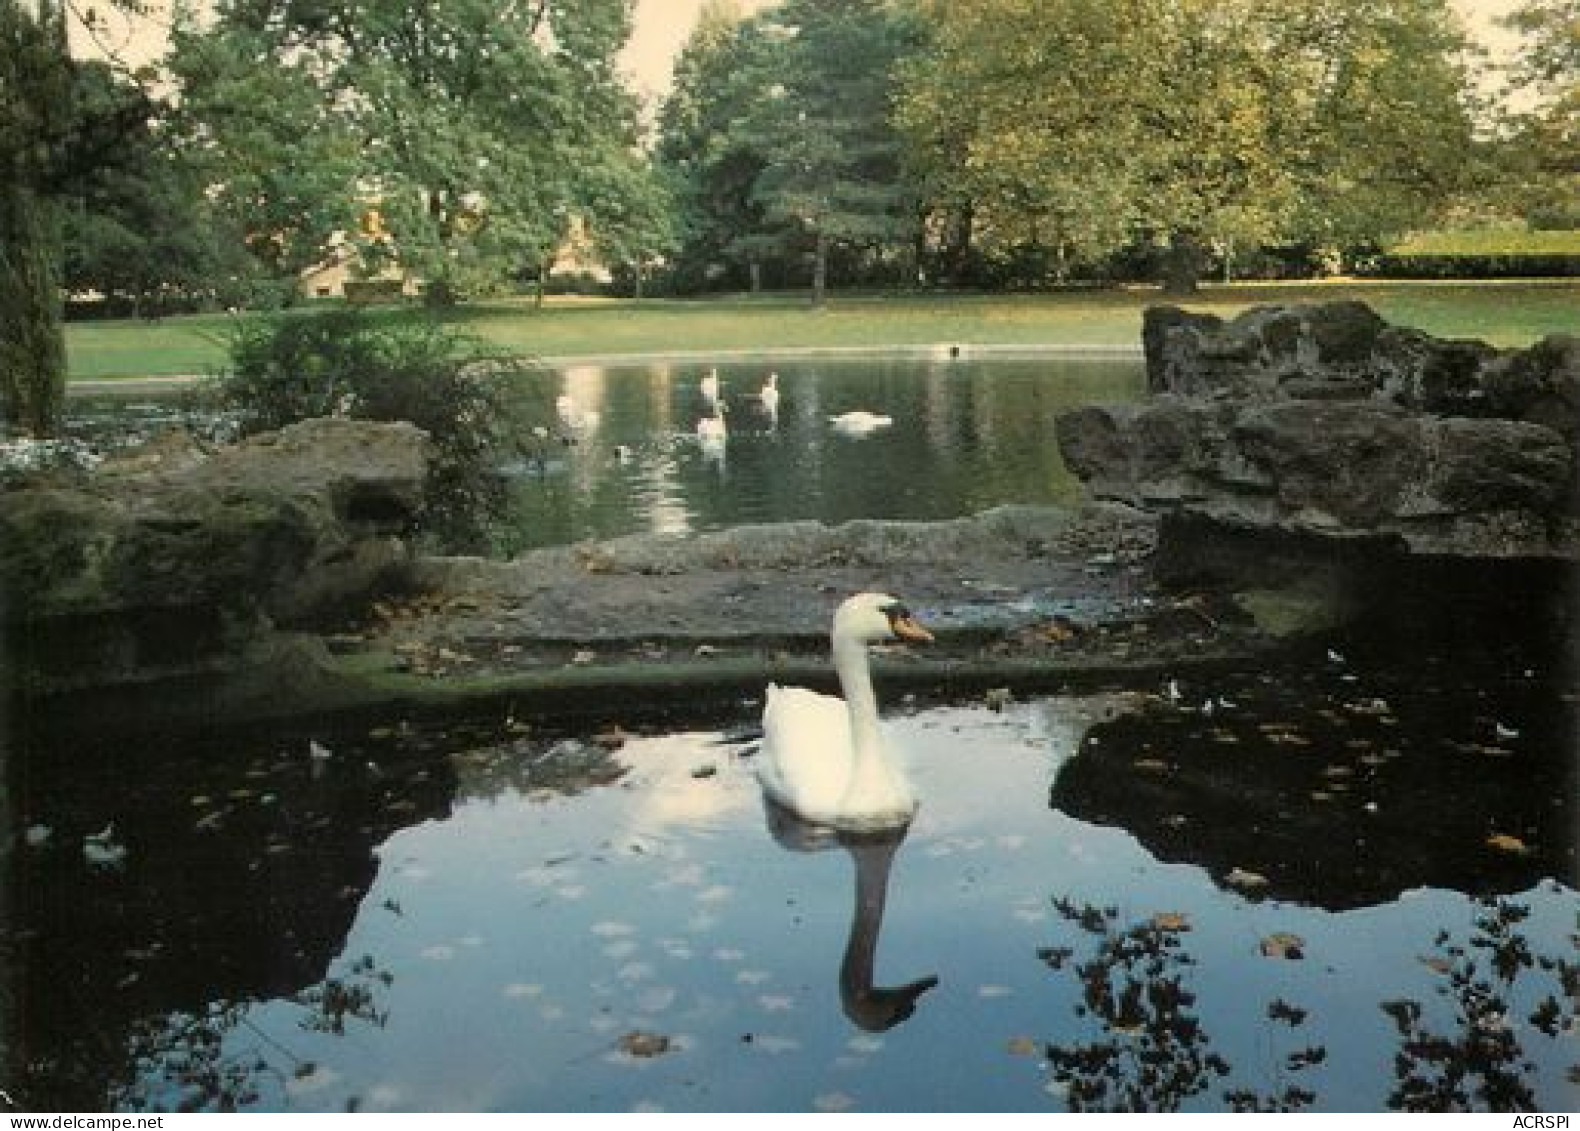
[488,354,1143,554]
[10,636,1575,1112]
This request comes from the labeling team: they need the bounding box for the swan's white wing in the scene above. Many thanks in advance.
[758,683,853,818]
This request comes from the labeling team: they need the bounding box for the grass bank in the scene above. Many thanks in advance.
[65,278,1580,380]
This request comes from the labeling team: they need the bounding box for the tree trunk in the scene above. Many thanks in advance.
[534,251,549,309]
[1162,229,1205,295]
[943,202,974,286]
[811,230,828,308]
[0,182,67,438]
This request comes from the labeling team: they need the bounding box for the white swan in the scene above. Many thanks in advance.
[757,592,934,831]
[830,410,893,436]
[759,372,780,414]
[700,368,721,405]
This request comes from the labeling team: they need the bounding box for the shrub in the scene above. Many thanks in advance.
[218,308,538,551]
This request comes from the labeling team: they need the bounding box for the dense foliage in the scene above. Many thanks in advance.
[220,309,537,550]
[165,0,660,304]
[4,0,1573,435]
[892,0,1478,292]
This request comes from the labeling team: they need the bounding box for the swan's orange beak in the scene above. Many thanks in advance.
[891,614,934,644]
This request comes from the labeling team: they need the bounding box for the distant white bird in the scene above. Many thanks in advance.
[759,372,780,414]
[83,823,128,869]
[700,368,721,405]
[1327,648,1345,665]
[830,410,893,436]
[1494,722,1520,741]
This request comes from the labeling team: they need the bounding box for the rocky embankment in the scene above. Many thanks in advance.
[2,418,430,732]
[1056,302,1578,635]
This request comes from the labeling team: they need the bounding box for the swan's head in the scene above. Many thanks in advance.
[834,592,934,646]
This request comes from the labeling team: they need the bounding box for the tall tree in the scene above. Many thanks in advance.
[896,0,1477,292]
[1493,0,1579,226]
[168,0,643,305]
[1,0,72,436]
[654,0,778,291]
[2,0,158,435]
[61,61,260,315]
[743,0,922,304]
[656,0,921,300]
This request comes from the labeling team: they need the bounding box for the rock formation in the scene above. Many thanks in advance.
[1,417,430,707]
[1057,302,1578,563]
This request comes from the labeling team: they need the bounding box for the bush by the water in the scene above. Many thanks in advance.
[219,308,537,550]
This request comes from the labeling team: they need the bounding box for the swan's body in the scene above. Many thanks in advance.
[830,410,893,436]
[759,372,780,414]
[757,592,933,831]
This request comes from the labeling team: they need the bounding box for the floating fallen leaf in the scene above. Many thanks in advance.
[616,1030,672,1058]
[1418,956,1453,975]
[1152,912,1191,932]
[1260,932,1306,960]
[1486,833,1529,855]
[1226,867,1270,891]
[1133,758,1170,773]
[1006,1036,1040,1057]
[1040,618,1079,642]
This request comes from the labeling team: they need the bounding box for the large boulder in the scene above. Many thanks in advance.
[2,417,431,696]
[1059,303,1579,562]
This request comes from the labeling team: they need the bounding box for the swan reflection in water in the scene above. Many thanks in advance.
[762,799,938,1032]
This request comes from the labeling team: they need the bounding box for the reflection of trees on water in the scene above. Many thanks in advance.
[1381,897,1578,1112]
[113,954,394,1113]
[1039,898,1286,1111]
[1035,895,1576,1112]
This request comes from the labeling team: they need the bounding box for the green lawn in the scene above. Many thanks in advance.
[1387,228,1580,256]
[65,279,1580,380]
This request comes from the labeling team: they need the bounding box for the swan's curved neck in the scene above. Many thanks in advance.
[833,635,883,759]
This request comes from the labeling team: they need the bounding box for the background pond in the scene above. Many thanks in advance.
[490,355,1143,554]
[11,639,1574,1112]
